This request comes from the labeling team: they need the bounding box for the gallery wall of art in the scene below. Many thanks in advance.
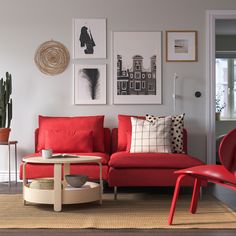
[0,0,236,180]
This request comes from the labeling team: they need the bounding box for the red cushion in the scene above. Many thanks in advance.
[118,114,144,151]
[109,151,204,168]
[44,130,93,153]
[37,115,105,152]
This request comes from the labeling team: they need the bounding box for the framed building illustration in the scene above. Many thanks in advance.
[74,64,106,104]
[113,32,162,104]
[73,18,106,59]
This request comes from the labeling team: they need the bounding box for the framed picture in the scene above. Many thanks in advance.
[73,64,106,104]
[73,18,106,59]
[113,32,162,104]
[166,31,197,62]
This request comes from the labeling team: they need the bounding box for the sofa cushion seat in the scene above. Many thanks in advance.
[109,152,204,169]
[25,152,110,165]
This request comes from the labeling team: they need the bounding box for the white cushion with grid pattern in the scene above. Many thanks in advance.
[146,114,185,153]
[130,117,172,153]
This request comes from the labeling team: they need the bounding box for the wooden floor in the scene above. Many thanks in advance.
[0,229,236,236]
[0,182,235,236]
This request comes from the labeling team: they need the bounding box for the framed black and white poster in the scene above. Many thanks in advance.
[73,18,106,59]
[113,32,162,104]
[74,64,106,104]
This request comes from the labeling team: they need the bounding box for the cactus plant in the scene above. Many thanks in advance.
[0,72,12,128]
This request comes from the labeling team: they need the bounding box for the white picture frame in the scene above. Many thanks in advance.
[73,18,106,59]
[113,31,162,104]
[166,31,197,62]
[74,64,106,105]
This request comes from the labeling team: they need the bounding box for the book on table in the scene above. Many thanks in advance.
[51,154,80,158]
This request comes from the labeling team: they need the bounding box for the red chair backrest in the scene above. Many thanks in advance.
[219,128,236,175]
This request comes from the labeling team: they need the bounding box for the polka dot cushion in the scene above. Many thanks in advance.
[146,114,185,153]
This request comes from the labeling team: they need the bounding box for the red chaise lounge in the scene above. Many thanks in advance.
[108,115,204,199]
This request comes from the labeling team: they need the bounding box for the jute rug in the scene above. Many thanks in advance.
[0,193,235,229]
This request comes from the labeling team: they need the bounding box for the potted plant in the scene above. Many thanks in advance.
[215,88,226,121]
[0,72,12,142]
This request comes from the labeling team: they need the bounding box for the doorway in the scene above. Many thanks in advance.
[206,11,236,165]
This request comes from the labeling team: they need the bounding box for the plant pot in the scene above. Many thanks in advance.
[0,128,11,142]
[215,112,221,121]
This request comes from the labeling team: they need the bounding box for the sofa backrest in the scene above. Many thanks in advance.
[35,128,111,154]
[111,128,188,154]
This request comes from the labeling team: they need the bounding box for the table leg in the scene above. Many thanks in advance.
[63,163,70,188]
[99,162,103,205]
[8,144,11,186]
[15,143,17,184]
[22,163,27,205]
[54,163,62,212]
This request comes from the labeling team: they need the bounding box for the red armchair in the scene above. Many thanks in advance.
[168,128,236,225]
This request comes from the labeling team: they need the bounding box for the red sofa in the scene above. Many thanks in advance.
[20,115,205,199]
[19,115,111,181]
[108,128,204,198]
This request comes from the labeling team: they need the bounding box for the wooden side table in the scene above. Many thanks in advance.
[22,156,103,212]
[0,141,18,185]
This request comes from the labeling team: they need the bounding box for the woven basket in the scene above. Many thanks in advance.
[34,40,70,76]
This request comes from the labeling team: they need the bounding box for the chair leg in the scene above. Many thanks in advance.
[190,178,201,214]
[168,174,186,225]
[114,186,117,200]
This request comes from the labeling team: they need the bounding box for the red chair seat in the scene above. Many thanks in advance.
[176,165,236,185]
[109,152,203,169]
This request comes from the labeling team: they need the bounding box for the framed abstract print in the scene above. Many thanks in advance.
[73,18,106,59]
[74,64,106,104]
[166,31,197,62]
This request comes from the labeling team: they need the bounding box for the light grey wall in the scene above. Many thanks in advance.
[1,0,236,178]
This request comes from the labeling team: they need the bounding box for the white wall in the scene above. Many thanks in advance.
[1,0,236,180]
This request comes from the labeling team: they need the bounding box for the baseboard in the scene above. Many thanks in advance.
[0,171,19,182]
[210,184,236,211]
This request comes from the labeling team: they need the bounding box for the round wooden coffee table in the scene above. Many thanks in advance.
[22,156,102,211]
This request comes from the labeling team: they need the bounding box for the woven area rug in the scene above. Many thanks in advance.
[0,193,236,229]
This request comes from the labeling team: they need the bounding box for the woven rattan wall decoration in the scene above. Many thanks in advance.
[34,40,70,76]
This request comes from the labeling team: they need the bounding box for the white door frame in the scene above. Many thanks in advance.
[206,10,236,164]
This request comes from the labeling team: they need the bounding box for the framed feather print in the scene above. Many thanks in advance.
[73,18,106,59]
[73,64,106,104]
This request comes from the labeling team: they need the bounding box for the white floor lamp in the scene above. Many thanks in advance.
[173,73,179,115]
